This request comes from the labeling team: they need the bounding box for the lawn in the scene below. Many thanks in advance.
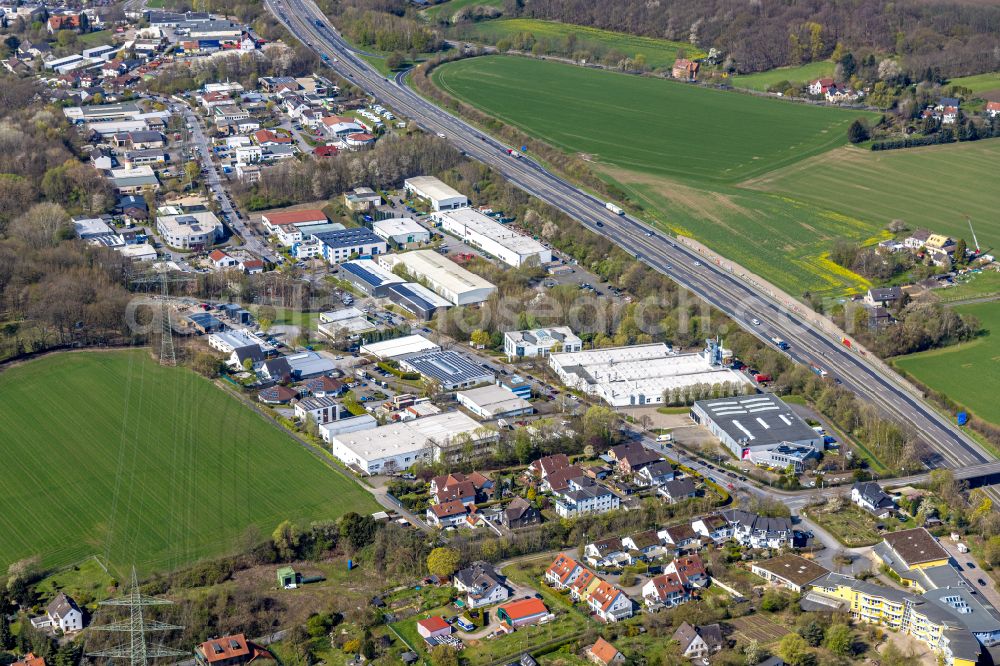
[78,30,113,48]
[949,71,1000,95]
[451,19,703,71]
[746,141,1000,253]
[805,503,883,547]
[935,269,1000,303]
[732,61,835,91]
[893,301,1000,426]
[0,351,378,574]
[432,56,872,184]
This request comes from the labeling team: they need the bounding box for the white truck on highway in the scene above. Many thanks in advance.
[605,202,624,215]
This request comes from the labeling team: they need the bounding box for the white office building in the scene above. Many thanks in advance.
[378,250,496,305]
[456,385,533,420]
[403,176,468,211]
[548,340,751,407]
[156,210,223,249]
[433,208,551,267]
[504,327,583,360]
[371,217,430,245]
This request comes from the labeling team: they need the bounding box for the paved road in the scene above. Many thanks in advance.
[264,0,994,478]
[170,100,279,263]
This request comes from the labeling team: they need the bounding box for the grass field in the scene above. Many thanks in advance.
[452,19,702,70]
[746,141,1000,251]
[949,71,1000,95]
[935,270,1000,303]
[433,56,873,184]
[0,351,378,574]
[732,61,834,91]
[421,0,503,22]
[893,302,1000,425]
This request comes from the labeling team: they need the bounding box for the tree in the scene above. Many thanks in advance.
[743,639,762,666]
[824,624,853,656]
[426,547,460,577]
[847,119,869,143]
[954,237,968,266]
[340,512,378,551]
[272,520,302,560]
[760,589,789,612]
[470,329,491,348]
[185,159,202,185]
[430,645,459,666]
[777,633,812,666]
[0,613,12,650]
[582,405,618,445]
[385,52,404,71]
[797,620,824,647]
[191,352,222,378]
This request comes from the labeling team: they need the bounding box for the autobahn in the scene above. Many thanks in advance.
[265,0,992,472]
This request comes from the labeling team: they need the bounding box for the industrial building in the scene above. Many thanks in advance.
[327,412,496,474]
[398,350,494,391]
[317,307,376,339]
[433,208,551,268]
[312,228,387,264]
[156,210,222,250]
[360,334,440,360]
[64,102,142,123]
[549,340,751,408]
[457,385,533,420]
[379,250,496,305]
[403,176,468,211]
[690,394,822,461]
[504,327,583,360]
[338,259,404,297]
[371,217,430,245]
[385,283,452,320]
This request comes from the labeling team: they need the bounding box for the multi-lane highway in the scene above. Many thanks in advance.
[265,0,991,472]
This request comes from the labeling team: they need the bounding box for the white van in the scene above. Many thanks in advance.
[656,433,673,442]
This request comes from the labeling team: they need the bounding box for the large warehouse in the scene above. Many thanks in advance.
[327,412,496,473]
[360,334,440,360]
[339,259,404,297]
[379,250,496,305]
[398,350,494,390]
[433,208,551,268]
[457,385,533,420]
[690,394,822,460]
[404,176,468,211]
[386,282,452,320]
[372,217,430,246]
[548,341,751,408]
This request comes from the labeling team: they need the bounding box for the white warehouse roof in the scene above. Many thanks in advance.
[379,250,496,305]
[360,334,440,359]
[433,208,550,267]
[330,412,491,464]
[404,176,467,206]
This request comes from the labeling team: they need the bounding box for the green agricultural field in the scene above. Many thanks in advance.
[0,351,378,574]
[746,141,1000,251]
[893,302,1000,425]
[949,72,1000,95]
[432,56,872,184]
[421,0,503,22]
[732,61,834,91]
[935,270,1000,303]
[452,19,702,70]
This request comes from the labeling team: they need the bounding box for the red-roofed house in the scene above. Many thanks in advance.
[496,598,549,628]
[209,249,239,269]
[988,101,1000,118]
[586,580,633,622]
[200,91,232,109]
[260,209,328,244]
[808,78,836,95]
[531,453,570,478]
[48,14,82,33]
[587,638,625,666]
[416,616,451,640]
[426,499,469,528]
[195,634,259,666]
[13,654,46,666]
[641,572,688,609]
[545,553,583,589]
[671,58,699,81]
[240,258,264,274]
[253,129,293,146]
[313,145,339,158]
[666,554,708,588]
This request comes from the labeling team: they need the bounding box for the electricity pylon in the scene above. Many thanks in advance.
[87,568,187,666]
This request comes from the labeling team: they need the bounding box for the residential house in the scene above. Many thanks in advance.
[531,453,571,479]
[864,286,904,308]
[642,572,688,609]
[240,259,264,274]
[852,481,896,518]
[658,477,697,503]
[924,234,957,266]
[502,496,541,529]
[31,593,84,633]
[344,187,382,211]
[432,479,478,506]
[721,509,794,549]
[586,580,633,622]
[253,129,293,147]
[542,465,586,493]
[587,638,625,666]
[554,478,620,518]
[987,101,1000,118]
[453,561,510,608]
[673,622,724,659]
[545,553,584,589]
[228,345,264,371]
[209,249,239,269]
[608,443,661,474]
[496,598,550,628]
[257,385,298,405]
[622,530,666,561]
[672,58,699,81]
[635,460,675,487]
[426,500,469,528]
[585,538,631,568]
[431,471,493,504]
[751,553,830,593]
[415,617,451,641]
[568,569,600,602]
[659,523,700,552]
[692,514,733,543]
[868,306,895,330]
[665,554,709,588]
[194,634,260,666]
[48,13,83,33]
[905,229,931,249]
[12,654,46,666]
[294,396,342,424]
[808,78,836,95]
[302,375,345,398]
